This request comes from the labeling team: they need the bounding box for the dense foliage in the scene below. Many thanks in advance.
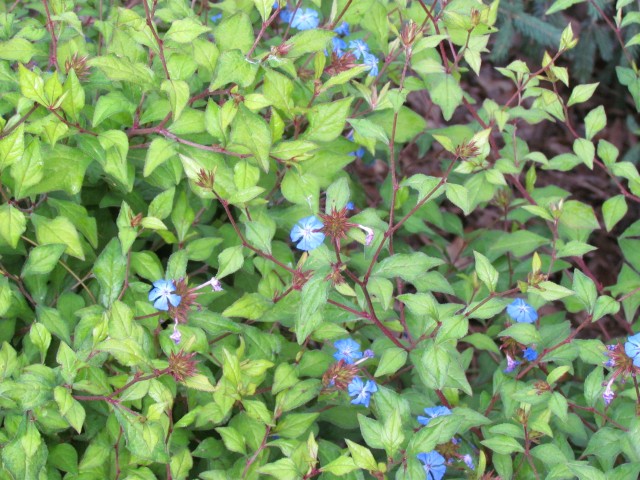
[1,0,640,478]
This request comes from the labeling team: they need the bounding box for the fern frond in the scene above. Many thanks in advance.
[512,11,562,48]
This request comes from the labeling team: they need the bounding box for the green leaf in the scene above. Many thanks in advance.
[18,64,47,106]
[264,70,294,118]
[573,138,595,169]
[88,56,155,88]
[348,118,390,145]
[32,214,84,260]
[446,183,471,215]
[567,82,599,107]
[531,281,574,301]
[2,420,48,479]
[161,80,190,121]
[215,13,254,53]
[144,137,176,177]
[22,243,66,277]
[305,97,352,142]
[48,197,98,248]
[374,347,407,377]
[572,270,597,314]
[210,50,259,90]
[481,435,524,455]
[253,0,271,21]
[164,18,211,43]
[498,323,541,345]
[10,137,42,198]
[286,29,334,57]
[0,38,35,62]
[296,273,329,343]
[425,73,464,121]
[584,106,606,141]
[60,69,85,121]
[230,105,272,172]
[0,204,26,248]
[258,458,300,480]
[217,245,244,279]
[93,238,126,307]
[345,440,378,471]
[593,295,619,322]
[30,323,51,359]
[474,251,499,292]
[372,253,444,281]
[115,408,169,462]
[0,124,24,170]
[602,195,627,232]
[53,386,85,433]
[321,455,358,475]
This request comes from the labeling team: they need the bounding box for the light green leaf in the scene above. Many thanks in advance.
[32,214,84,260]
[0,204,26,248]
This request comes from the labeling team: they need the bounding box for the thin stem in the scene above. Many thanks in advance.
[142,0,171,79]
[247,7,281,58]
[42,0,58,68]
[0,105,39,140]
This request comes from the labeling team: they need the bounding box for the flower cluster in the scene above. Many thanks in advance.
[148,277,223,345]
[600,333,640,405]
[290,208,374,252]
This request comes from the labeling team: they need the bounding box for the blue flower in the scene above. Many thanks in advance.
[506,298,538,323]
[417,406,451,426]
[417,451,447,480]
[210,13,222,22]
[290,216,325,251]
[334,21,350,36]
[462,454,475,470]
[348,377,377,407]
[346,201,355,210]
[148,279,182,311]
[349,39,369,59]
[504,354,521,373]
[625,333,640,367]
[333,338,363,364]
[523,347,538,362]
[290,8,319,30]
[362,53,379,76]
[332,37,347,55]
[279,8,292,23]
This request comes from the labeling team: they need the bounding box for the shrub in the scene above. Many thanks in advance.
[1,0,640,478]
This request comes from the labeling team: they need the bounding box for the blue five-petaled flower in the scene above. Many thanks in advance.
[290,8,319,30]
[349,39,369,59]
[625,332,640,367]
[348,377,377,407]
[417,451,447,480]
[363,52,379,77]
[417,406,451,426]
[148,279,182,311]
[333,338,363,364]
[290,216,325,251]
[506,298,538,323]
